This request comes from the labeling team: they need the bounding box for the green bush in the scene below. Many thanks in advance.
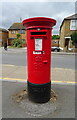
[70,32,77,48]
[52,35,60,40]
[17,44,22,48]
[11,39,22,48]
[22,40,26,44]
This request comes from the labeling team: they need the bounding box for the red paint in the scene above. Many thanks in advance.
[22,17,56,84]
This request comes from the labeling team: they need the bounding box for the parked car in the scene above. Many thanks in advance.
[68,48,73,52]
[59,47,63,51]
[51,47,63,52]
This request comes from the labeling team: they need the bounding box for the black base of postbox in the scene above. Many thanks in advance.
[27,81,51,103]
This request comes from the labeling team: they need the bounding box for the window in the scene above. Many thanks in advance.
[18,30,25,34]
[11,30,15,34]
[54,41,57,43]
[70,20,77,30]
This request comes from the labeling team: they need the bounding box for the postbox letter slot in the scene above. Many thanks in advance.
[31,32,46,35]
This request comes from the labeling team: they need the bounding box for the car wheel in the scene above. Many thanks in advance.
[57,49,60,52]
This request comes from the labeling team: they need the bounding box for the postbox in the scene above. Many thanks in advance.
[22,17,56,103]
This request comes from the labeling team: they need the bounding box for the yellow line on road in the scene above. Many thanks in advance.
[52,80,77,84]
[0,77,77,84]
[2,64,16,67]
[0,77,26,81]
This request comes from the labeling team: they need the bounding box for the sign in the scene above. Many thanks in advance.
[35,38,42,50]
[33,51,42,54]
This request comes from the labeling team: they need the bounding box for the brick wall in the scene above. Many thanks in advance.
[60,21,65,48]
[9,30,26,40]
[0,31,8,46]
[52,39,59,47]
[60,20,76,49]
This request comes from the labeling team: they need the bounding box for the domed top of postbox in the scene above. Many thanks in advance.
[22,17,56,29]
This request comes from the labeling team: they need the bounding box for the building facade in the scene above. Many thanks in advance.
[8,23,26,46]
[52,39,59,47]
[0,28,8,46]
[60,14,77,51]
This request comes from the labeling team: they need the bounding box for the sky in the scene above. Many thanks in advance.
[0,2,76,35]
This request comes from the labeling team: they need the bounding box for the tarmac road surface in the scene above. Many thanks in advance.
[2,52,75,70]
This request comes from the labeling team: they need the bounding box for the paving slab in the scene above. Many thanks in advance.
[2,65,27,79]
[2,64,75,84]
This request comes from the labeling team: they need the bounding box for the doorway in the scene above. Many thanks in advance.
[64,37,71,51]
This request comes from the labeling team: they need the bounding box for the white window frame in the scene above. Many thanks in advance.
[11,30,15,34]
[70,20,77,30]
[18,30,25,34]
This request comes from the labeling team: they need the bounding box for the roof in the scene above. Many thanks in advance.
[0,28,8,33]
[60,14,77,31]
[64,13,77,20]
[8,23,25,30]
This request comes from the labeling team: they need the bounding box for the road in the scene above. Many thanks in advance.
[2,52,75,69]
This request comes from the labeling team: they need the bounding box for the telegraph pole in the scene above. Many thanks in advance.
[20,17,22,40]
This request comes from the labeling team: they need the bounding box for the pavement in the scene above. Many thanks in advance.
[2,81,75,118]
[1,64,76,85]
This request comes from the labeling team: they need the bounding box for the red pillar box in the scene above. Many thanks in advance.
[22,17,56,103]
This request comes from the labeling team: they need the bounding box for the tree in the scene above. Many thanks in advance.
[16,33,21,39]
[70,32,77,48]
[11,33,23,48]
[52,35,60,40]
